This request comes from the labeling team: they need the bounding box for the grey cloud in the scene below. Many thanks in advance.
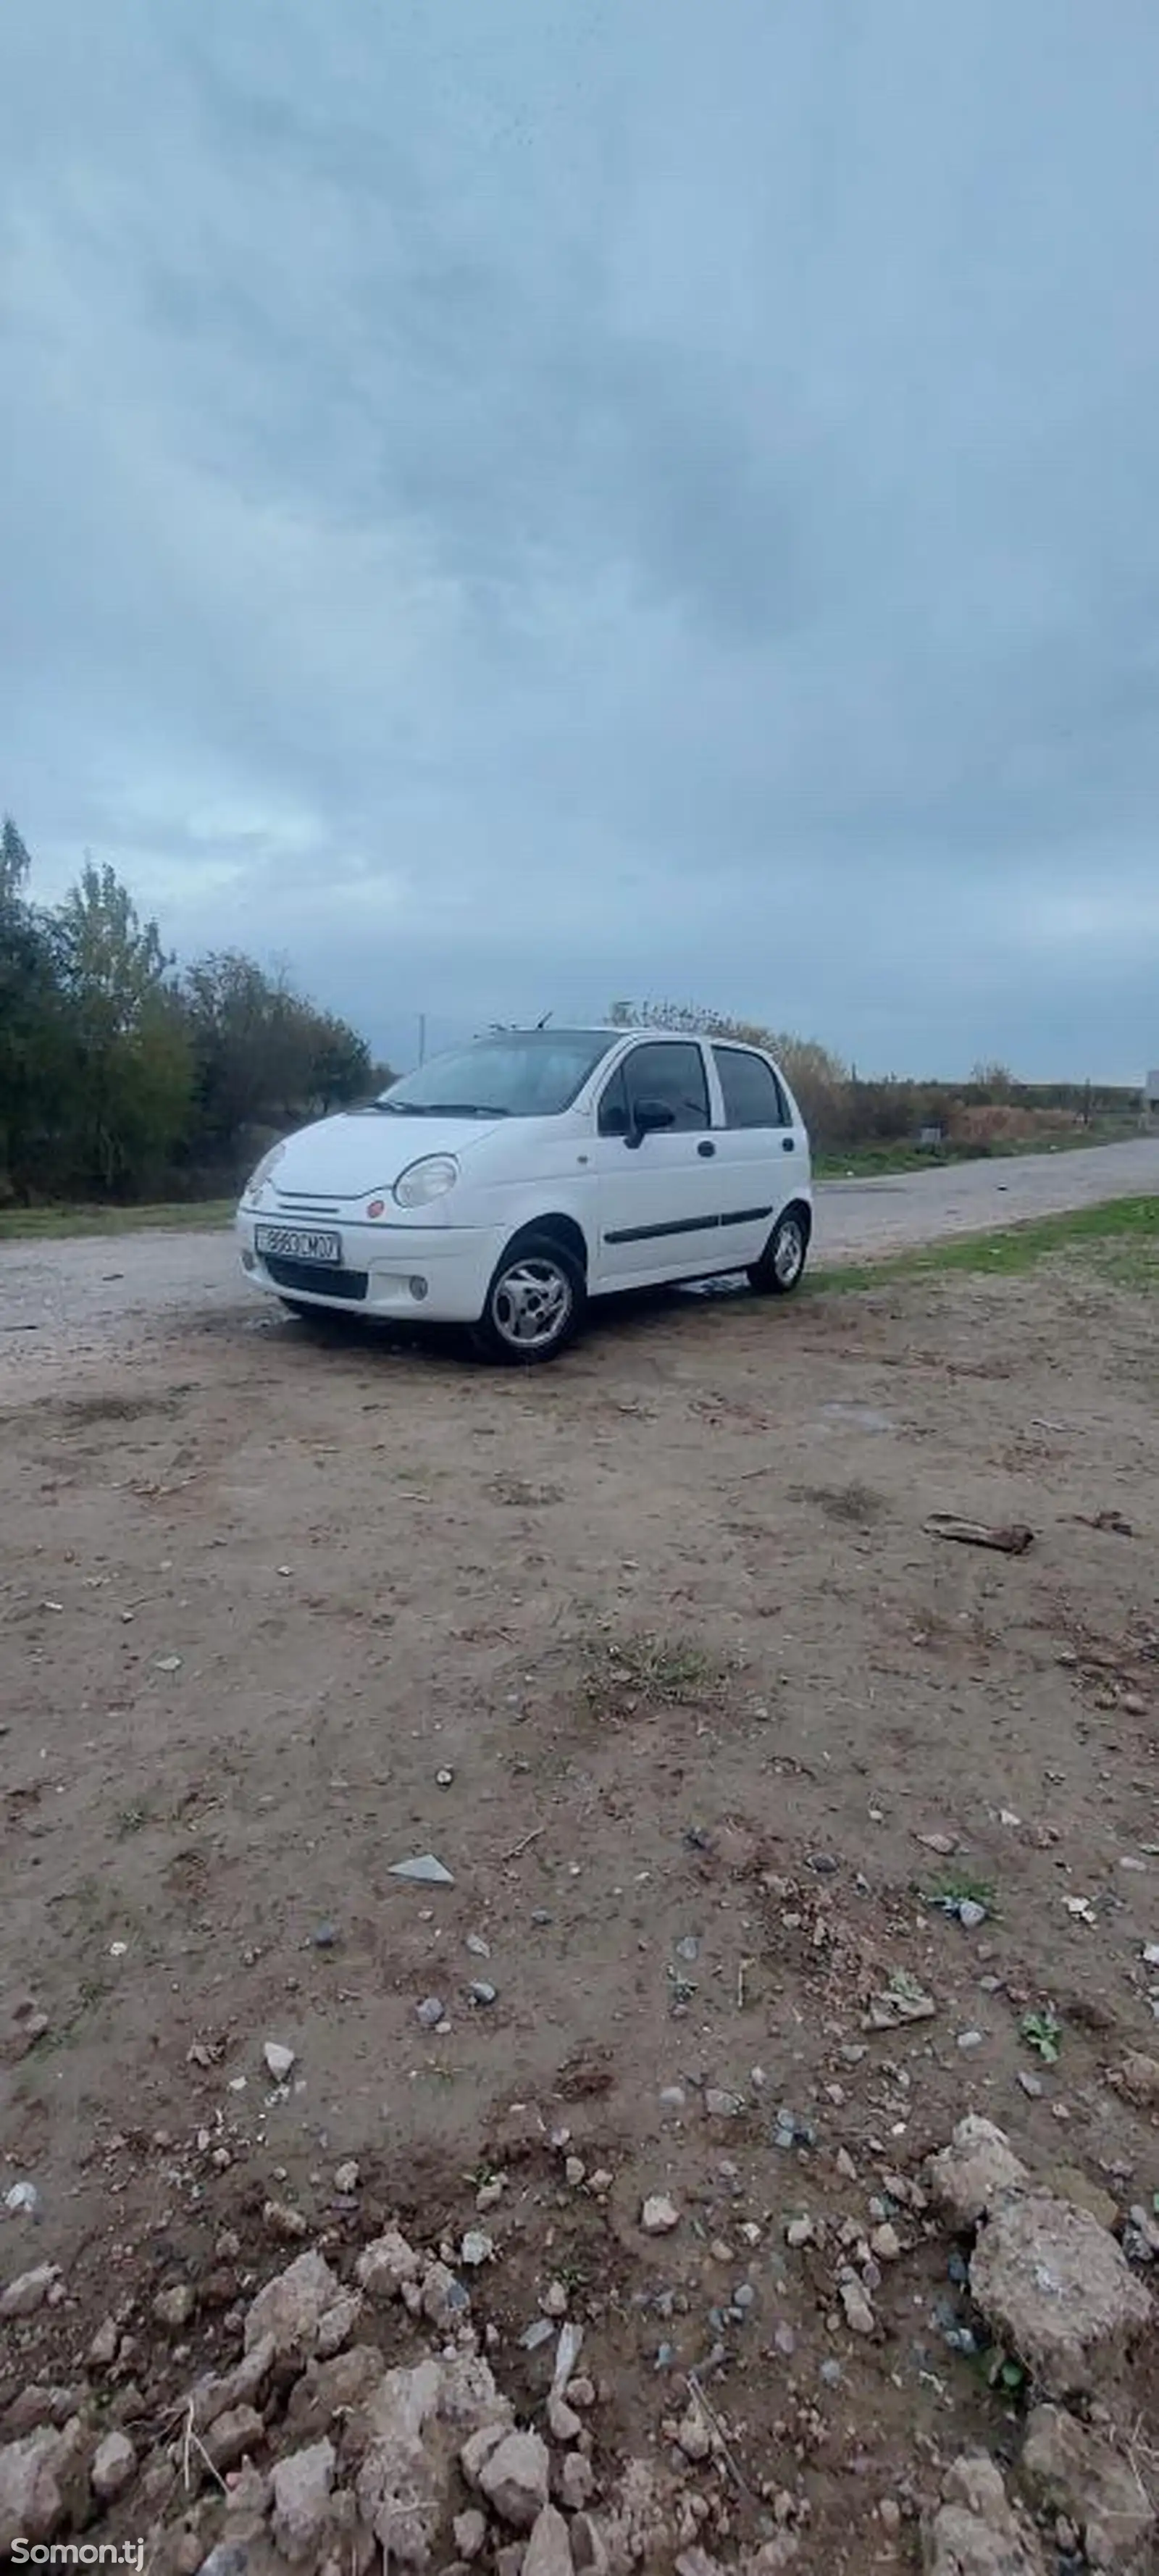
[2,0,1159,1076]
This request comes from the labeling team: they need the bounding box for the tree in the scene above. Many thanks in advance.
[53,861,193,1192]
[0,816,69,1199]
[181,951,374,1166]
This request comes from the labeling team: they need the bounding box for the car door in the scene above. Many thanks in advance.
[591,1040,723,1284]
[709,1044,798,1265]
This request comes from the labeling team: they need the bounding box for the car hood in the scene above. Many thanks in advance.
[267,1109,507,1200]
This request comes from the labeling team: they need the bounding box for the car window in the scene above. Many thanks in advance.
[599,1040,710,1134]
[713,1045,789,1129]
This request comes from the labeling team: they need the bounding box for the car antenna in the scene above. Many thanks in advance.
[535,1010,553,1029]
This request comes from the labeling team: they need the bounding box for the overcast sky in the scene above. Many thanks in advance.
[3,1,1158,1078]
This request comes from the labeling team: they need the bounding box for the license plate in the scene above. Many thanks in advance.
[255,1224,342,1265]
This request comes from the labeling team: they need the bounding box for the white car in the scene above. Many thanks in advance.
[237,1025,813,1364]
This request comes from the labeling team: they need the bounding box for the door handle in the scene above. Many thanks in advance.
[782,1136,795,1151]
[698,1139,716,1158]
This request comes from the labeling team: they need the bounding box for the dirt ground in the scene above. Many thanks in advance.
[2,1245,1158,2569]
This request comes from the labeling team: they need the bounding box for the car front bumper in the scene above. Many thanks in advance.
[236,1213,504,1324]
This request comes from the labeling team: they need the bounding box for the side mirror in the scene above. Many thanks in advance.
[629,1097,676,1144]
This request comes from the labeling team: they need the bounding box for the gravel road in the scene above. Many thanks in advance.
[1,1134,1155,1371]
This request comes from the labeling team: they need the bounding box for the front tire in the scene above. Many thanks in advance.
[471,1232,586,1366]
[748,1205,810,1296]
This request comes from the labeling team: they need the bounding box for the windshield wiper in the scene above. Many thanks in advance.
[419,1101,511,1118]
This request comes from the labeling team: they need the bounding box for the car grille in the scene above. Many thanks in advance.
[275,1194,343,1219]
[264,1255,369,1302]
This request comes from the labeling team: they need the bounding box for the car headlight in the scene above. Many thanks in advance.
[393,1154,459,1209]
[242,1143,286,1203]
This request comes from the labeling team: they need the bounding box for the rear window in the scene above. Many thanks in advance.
[713,1046,788,1128]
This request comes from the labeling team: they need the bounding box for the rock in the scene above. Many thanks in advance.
[316,2290,363,2358]
[461,2232,494,2268]
[154,2280,197,2331]
[879,2498,902,2539]
[674,2406,713,2463]
[640,2195,679,2236]
[704,2089,743,2119]
[263,2041,296,2082]
[455,2509,489,2562]
[2,2182,41,2219]
[0,2264,60,2320]
[204,2406,266,2472]
[548,2393,583,2445]
[524,2503,575,2576]
[461,2420,514,2488]
[88,2317,120,2370]
[840,2280,875,2337]
[1115,2052,1159,2108]
[356,2228,420,2299]
[333,2160,360,2194]
[1,1997,51,2064]
[286,2346,390,2441]
[924,2454,1046,2575]
[928,2117,1029,2230]
[870,2224,902,2262]
[271,2438,335,2562]
[971,2193,1153,2397]
[0,2430,65,2553]
[264,2199,309,2243]
[3,2388,82,2439]
[1021,2405,1154,2569]
[422,2260,468,2328]
[245,2251,343,2363]
[480,2430,552,2530]
[469,1982,498,2007]
[390,1854,455,1886]
[416,1997,447,2030]
[190,2333,277,2433]
[356,2426,443,2566]
[958,1901,987,1931]
[785,2217,814,2250]
[438,2353,512,2439]
[559,2454,596,2513]
[91,2429,137,2503]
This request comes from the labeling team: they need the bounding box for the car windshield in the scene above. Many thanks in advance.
[375,1031,617,1120]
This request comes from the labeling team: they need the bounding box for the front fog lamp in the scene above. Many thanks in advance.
[393,1155,459,1209]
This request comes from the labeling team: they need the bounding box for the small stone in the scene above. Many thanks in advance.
[312,1921,338,1947]
[957,2028,984,2052]
[0,2265,60,2321]
[1116,2051,1159,2107]
[264,2199,309,2243]
[971,2191,1153,2396]
[704,2088,743,2119]
[0,2429,65,2552]
[1021,2404,1155,2569]
[870,2223,902,2262]
[153,2281,196,2332]
[785,2217,814,2249]
[564,2156,586,2186]
[466,1932,492,1957]
[1018,2070,1044,2099]
[356,2228,420,2299]
[204,2405,266,2472]
[840,2280,875,2336]
[641,2195,679,2236]
[658,2087,686,2112]
[246,2250,343,2362]
[469,1981,498,2007]
[480,2428,551,2530]
[271,2437,335,2562]
[928,2115,1029,2230]
[524,2501,575,2576]
[543,2279,569,2318]
[456,2509,489,2561]
[263,2040,296,2082]
[924,2455,1044,2576]
[675,2406,713,2463]
[416,1996,447,2030]
[91,2430,136,2503]
[461,2232,494,2268]
[88,2317,120,2370]
[333,2159,359,2194]
[548,2392,583,2444]
[559,2453,595,2513]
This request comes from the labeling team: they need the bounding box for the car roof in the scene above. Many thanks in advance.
[483,1025,769,1047]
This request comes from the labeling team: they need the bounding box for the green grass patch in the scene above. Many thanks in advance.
[0,1200,233,1242]
[809,1195,1158,1300]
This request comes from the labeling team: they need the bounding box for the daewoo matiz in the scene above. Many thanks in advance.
[237,1025,813,1363]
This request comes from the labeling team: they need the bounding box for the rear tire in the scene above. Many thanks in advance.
[470,1231,586,1366]
[748,1205,810,1296]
